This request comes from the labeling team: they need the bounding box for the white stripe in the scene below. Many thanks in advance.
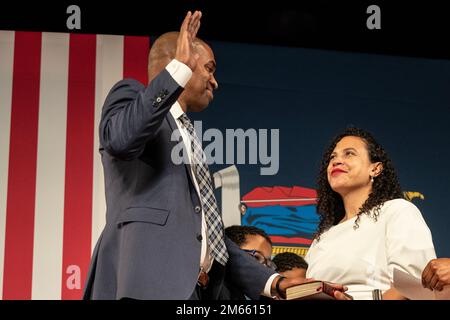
[92,35,124,251]
[0,30,15,300]
[32,33,69,299]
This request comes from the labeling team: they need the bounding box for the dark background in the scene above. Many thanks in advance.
[0,1,449,60]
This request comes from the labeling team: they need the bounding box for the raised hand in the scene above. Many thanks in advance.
[175,10,202,71]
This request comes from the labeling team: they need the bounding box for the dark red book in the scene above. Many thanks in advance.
[286,281,350,300]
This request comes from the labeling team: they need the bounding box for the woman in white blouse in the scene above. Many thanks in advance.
[305,127,436,300]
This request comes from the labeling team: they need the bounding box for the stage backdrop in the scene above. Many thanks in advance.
[1,31,450,300]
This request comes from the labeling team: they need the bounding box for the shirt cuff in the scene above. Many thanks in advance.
[262,273,280,298]
[165,59,192,88]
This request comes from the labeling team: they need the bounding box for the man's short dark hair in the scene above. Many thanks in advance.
[225,225,272,247]
[272,252,308,272]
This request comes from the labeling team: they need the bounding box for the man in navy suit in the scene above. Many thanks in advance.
[83,11,348,300]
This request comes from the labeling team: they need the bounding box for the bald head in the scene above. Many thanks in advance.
[148,32,208,82]
[148,32,178,80]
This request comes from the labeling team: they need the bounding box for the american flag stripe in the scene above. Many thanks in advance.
[32,32,69,299]
[3,31,42,299]
[0,30,15,300]
[0,31,150,299]
[61,34,96,300]
[124,36,149,86]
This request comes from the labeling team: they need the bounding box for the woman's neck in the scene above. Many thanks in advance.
[340,186,371,222]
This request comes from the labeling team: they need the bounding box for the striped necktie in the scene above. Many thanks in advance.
[179,113,229,266]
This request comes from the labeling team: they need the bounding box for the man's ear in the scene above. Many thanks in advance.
[371,162,383,177]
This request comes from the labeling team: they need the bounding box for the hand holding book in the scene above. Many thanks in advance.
[285,280,352,300]
[272,276,353,300]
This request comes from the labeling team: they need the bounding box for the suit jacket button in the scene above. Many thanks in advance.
[197,234,203,241]
[194,206,201,213]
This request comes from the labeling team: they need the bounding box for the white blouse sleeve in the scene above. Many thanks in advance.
[385,199,436,279]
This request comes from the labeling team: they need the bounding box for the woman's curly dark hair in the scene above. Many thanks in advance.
[315,127,403,240]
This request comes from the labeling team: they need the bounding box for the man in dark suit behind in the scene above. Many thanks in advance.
[83,11,347,300]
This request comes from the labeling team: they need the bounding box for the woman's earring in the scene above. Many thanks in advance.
[370,176,374,183]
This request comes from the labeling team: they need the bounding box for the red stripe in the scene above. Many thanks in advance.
[244,200,317,208]
[61,34,96,300]
[270,236,313,245]
[2,32,42,299]
[123,36,150,85]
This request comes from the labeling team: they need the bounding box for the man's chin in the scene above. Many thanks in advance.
[189,98,211,112]
[189,103,209,113]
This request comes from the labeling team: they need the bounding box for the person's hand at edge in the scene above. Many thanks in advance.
[422,258,450,291]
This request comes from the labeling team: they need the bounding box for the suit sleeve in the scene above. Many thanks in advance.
[99,69,184,160]
[224,237,276,300]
